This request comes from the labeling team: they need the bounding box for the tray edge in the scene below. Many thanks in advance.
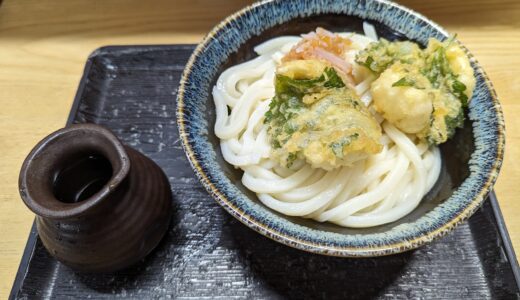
[489,191,520,289]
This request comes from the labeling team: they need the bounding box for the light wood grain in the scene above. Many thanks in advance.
[0,0,518,297]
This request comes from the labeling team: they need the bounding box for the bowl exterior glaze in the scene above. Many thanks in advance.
[176,0,505,256]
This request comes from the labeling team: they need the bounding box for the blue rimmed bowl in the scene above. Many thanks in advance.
[176,0,505,256]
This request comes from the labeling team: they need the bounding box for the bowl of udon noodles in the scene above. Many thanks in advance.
[176,0,505,256]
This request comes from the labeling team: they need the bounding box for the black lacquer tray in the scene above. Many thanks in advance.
[10,45,520,299]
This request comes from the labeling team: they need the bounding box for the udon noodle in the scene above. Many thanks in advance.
[212,25,442,228]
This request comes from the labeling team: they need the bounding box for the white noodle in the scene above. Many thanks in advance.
[363,21,379,41]
[212,32,442,228]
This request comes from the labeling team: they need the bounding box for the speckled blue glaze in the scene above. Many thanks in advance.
[177,0,505,256]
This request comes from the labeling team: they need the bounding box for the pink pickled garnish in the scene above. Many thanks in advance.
[283,27,354,84]
[312,47,351,74]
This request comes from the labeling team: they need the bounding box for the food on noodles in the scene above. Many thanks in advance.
[357,37,476,144]
[212,24,475,227]
[266,60,382,170]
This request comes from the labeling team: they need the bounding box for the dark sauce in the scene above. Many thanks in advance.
[53,154,112,203]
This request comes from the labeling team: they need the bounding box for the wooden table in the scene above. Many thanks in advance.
[0,0,518,297]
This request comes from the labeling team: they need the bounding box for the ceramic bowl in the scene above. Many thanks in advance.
[176,0,505,256]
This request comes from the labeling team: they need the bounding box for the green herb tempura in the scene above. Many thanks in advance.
[356,37,475,145]
[265,60,382,170]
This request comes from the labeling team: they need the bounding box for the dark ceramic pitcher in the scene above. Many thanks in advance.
[19,124,172,272]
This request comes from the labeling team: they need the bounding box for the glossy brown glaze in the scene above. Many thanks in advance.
[19,124,172,272]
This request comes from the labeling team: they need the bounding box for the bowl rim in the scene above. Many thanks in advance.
[176,0,505,256]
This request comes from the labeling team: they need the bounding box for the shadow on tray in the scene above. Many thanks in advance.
[72,212,180,294]
[31,197,516,299]
[229,218,411,299]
